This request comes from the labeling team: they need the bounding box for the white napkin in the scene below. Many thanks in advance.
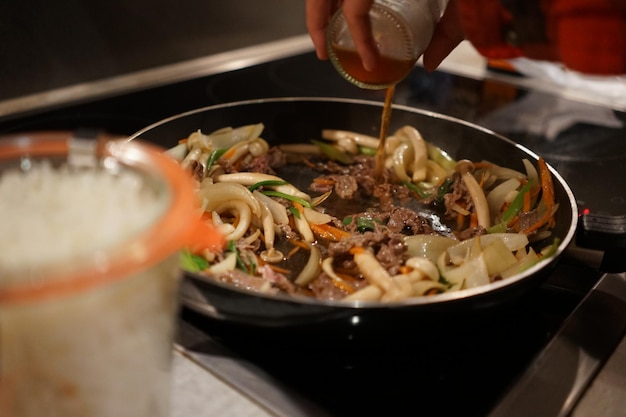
[509,58,626,109]
[478,90,624,140]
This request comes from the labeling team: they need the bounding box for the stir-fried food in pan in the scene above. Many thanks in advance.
[168,123,559,302]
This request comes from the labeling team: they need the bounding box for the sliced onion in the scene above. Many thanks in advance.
[425,159,448,184]
[294,242,322,286]
[354,250,398,293]
[321,129,380,149]
[438,251,489,288]
[395,126,428,182]
[209,123,264,149]
[412,279,446,296]
[199,182,261,217]
[404,235,457,263]
[522,158,539,186]
[487,178,521,217]
[381,275,413,302]
[405,257,440,281]
[211,201,252,241]
[208,252,237,275]
[343,285,382,302]
[293,208,314,243]
[484,163,527,180]
[217,172,311,202]
[446,233,529,262]
[303,207,333,225]
[500,247,539,278]
[391,143,411,182]
[481,238,518,276]
[165,142,189,161]
[311,190,332,207]
[462,172,491,228]
[254,191,289,225]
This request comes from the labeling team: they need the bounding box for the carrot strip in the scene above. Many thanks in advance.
[330,278,356,294]
[538,157,555,209]
[456,212,465,230]
[335,271,361,283]
[522,207,556,234]
[312,177,336,186]
[349,246,365,255]
[469,211,478,228]
[522,157,556,234]
[289,238,311,250]
[478,170,487,187]
[221,147,238,160]
[398,265,412,274]
[310,222,350,242]
[292,201,304,214]
[287,245,301,258]
[267,264,291,274]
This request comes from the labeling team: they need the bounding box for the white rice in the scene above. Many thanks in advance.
[0,159,179,417]
[0,160,167,281]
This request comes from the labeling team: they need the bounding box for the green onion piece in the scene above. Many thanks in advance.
[404,181,431,199]
[540,237,560,259]
[487,179,536,234]
[288,206,301,219]
[235,254,247,272]
[342,216,353,226]
[516,237,561,273]
[261,190,313,208]
[487,222,508,234]
[358,146,376,156]
[206,148,227,169]
[502,179,534,223]
[427,142,456,170]
[248,180,288,192]
[311,140,354,164]
[180,250,209,272]
[436,177,454,201]
[239,251,257,275]
[227,240,249,272]
[356,217,376,232]
[249,259,257,275]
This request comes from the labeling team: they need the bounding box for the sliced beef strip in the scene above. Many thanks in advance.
[386,206,435,235]
[443,173,472,218]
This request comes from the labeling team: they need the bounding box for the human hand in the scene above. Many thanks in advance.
[305,0,464,72]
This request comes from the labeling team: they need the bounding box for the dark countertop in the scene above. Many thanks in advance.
[0,0,306,101]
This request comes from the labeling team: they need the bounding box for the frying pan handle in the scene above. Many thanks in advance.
[575,213,626,273]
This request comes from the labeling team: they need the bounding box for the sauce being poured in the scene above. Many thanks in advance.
[326,1,447,179]
[331,46,416,86]
[375,85,396,180]
[330,40,415,180]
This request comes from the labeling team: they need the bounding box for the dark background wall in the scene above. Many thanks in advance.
[0,0,307,101]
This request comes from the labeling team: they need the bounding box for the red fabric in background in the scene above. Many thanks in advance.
[458,0,626,75]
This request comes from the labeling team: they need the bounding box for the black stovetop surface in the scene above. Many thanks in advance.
[2,51,624,416]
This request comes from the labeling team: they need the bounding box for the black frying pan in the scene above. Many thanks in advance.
[129,97,580,342]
